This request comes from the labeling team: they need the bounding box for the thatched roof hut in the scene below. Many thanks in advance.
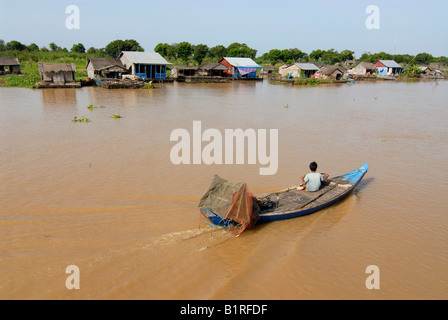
[349,62,376,76]
[38,63,77,86]
[171,65,198,78]
[197,62,228,77]
[0,57,21,74]
[86,58,129,79]
[316,65,346,80]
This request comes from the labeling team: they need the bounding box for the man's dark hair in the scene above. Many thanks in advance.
[309,161,318,171]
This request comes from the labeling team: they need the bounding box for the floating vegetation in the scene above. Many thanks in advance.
[87,104,105,110]
[110,113,122,119]
[283,104,289,109]
[72,116,91,123]
[142,83,154,89]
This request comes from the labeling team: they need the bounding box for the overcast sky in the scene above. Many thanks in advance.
[1,0,447,58]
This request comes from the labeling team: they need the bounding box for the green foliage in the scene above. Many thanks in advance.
[110,113,122,119]
[261,48,308,64]
[226,42,257,59]
[6,40,27,51]
[1,74,40,88]
[87,104,105,110]
[49,42,59,51]
[294,78,320,85]
[27,43,39,51]
[72,116,91,122]
[105,39,144,58]
[402,65,422,78]
[415,52,434,65]
[192,44,209,65]
[209,45,227,60]
[154,43,176,57]
[71,43,86,53]
[175,42,193,64]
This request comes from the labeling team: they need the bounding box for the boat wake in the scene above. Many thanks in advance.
[142,225,233,252]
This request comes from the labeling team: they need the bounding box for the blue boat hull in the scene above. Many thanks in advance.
[200,163,368,227]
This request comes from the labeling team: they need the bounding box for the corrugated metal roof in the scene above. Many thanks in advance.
[222,57,262,68]
[119,51,172,65]
[295,63,319,71]
[377,60,403,68]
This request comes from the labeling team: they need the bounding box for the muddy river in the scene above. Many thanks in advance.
[0,79,447,299]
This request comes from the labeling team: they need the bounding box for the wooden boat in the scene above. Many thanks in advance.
[199,163,368,228]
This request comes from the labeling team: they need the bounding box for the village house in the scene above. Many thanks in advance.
[348,62,377,76]
[419,66,444,78]
[118,51,172,80]
[278,64,291,77]
[374,60,404,76]
[343,60,356,68]
[197,62,228,77]
[0,57,21,74]
[170,65,198,79]
[86,58,129,79]
[311,61,325,69]
[37,62,80,87]
[315,65,346,80]
[280,63,319,78]
[261,65,275,76]
[219,57,263,79]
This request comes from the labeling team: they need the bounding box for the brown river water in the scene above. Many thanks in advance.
[0,80,447,299]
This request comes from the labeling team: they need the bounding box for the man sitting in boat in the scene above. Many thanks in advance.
[297,161,329,192]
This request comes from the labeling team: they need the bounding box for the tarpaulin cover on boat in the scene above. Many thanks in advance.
[198,175,259,232]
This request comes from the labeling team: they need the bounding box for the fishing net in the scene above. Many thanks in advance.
[198,175,260,233]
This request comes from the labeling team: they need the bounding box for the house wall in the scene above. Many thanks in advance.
[283,65,299,77]
[351,64,367,75]
[321,70,343,80]
[220,59,234,76]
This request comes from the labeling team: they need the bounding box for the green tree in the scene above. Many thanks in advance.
[310,49,324,61]
[289,48,308,61]
[71,43,86,53]
[87,47,98,54]
[27,43,39,51]
[226,42,257,59]
[0,39,6,51]
[267,49,282,64]
[175,41,192,64]
[105,39,144,58]
[154,43,176,57]
[6,40,26,51]
[209,45,227,59]
[415,52,434,65]
[193,44,209,65]
[49,42,58,51]
[339,50,354,61]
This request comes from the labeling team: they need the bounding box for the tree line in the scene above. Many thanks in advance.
[1,39,447,67]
